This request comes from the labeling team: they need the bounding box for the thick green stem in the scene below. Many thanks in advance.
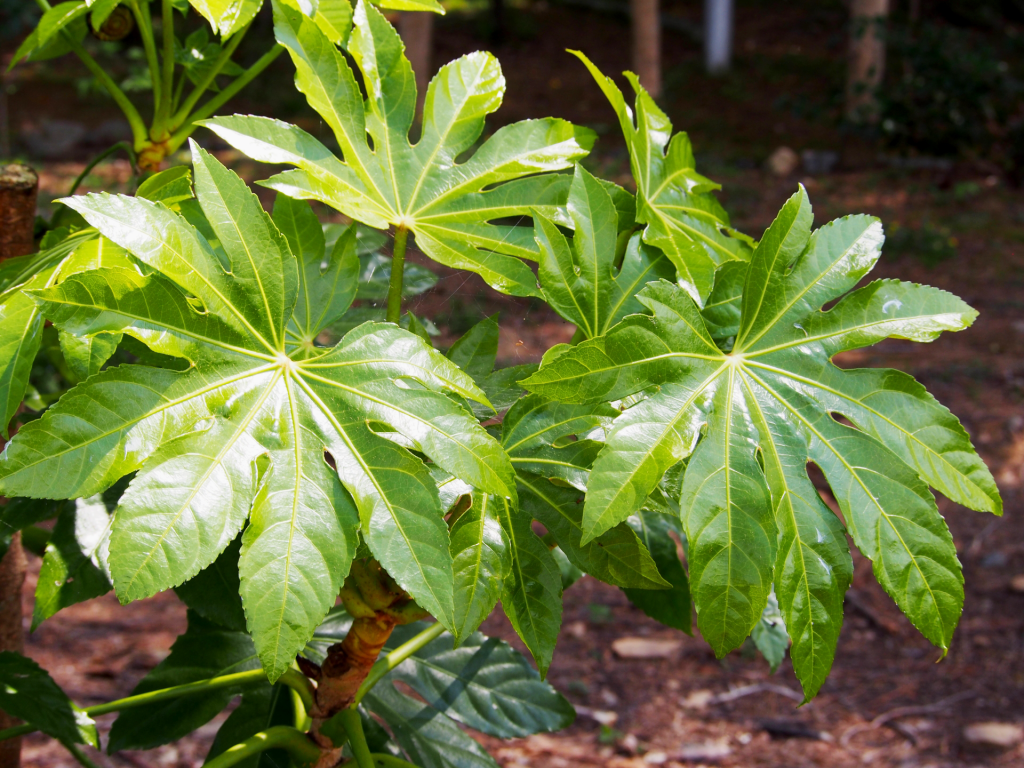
[203,726,321,768]
[278,667,316,714]
[156,0,176,132]
[386,226,409,325]
[33,0,148,147]
[0,669,269,743]
[170,21,250,129]
[354,622,445,705]
[128,0,162,109]
[166,45,284,152]
[338,708,375,768]
[371,754,421,768]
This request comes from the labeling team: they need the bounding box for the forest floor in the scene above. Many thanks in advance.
[5,1,1024,767]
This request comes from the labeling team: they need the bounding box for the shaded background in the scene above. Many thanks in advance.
[2,1,1023,766]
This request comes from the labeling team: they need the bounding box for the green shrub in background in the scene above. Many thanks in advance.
[880,21,1023,160]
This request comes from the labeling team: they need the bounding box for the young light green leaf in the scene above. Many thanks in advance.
[536,165,673,339]
[202,0,594,297]
[572,52,751,304]
[58,329,122,381]
[135,166,194,207]
[11,1,89,67]
[272,195,360,349]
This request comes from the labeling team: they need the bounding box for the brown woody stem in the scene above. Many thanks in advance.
[309,560,429,734]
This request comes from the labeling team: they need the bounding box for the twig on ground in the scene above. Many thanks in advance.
[839,690,975,747]
[709,683,804,705]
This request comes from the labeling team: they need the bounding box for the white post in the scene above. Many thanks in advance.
[705,0,733,74]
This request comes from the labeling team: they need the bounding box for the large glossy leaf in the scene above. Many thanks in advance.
[108,611,263,752]
[523,187,998,698]
[0,652,98,747]
[202,0,594,298]
[0,148,513,681]
[536,165,674,339]
[572,53,751,305]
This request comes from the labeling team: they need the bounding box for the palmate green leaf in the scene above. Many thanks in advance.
[0,149,514,681]
[0,652,98,747]
[108,611,263,752]
[572,52,752,305]
[523,187,999,699]
[202,0,594,298]
[536,165,674,339]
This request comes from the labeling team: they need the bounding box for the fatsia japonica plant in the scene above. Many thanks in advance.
[0,0,1001,766]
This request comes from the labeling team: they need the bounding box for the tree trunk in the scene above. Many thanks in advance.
[845,0,890,124]
[0,164,38,261]
[399,12,434,119]
[0,164,35,768]
[631,0,661,98]
[704,0,733,74]
[0,537,26,766]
